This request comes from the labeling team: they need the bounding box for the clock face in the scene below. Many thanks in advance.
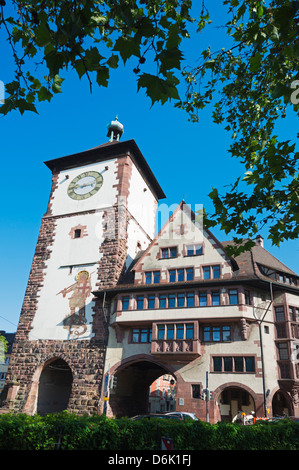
[67,171,103,200]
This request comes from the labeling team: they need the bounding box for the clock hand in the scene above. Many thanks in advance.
[74,182,96,189]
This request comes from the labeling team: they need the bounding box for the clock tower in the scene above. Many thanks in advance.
[4,120,165,415]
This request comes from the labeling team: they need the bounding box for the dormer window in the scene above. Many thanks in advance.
[161,247,177,259]
[202,265,221,280]
[145,271,160,284]
[186,244,203,256]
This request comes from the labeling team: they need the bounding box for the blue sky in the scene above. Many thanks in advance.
[1,2,299,332]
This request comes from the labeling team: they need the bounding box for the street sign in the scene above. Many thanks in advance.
[161,436,174,450]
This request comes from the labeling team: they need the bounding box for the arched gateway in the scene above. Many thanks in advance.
[23,358,73,416]
[105,356,179,418]
[36,358,73,415]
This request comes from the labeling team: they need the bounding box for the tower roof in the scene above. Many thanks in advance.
[44,138,166,200]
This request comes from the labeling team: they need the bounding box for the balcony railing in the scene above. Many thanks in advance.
[151,338,200,359]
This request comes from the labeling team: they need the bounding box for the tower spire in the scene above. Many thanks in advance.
[107,116,124,142]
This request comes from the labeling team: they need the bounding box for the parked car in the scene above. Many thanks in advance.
[164,412,198,421]
[130,414,182,421]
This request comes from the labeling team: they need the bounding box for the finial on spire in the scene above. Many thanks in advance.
[107,116,124,142]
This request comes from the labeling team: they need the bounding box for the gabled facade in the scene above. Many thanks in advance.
[97,202,299,422]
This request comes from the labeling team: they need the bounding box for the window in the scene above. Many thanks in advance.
[203,265,221,279]
[203,327,210,342]
[245,356,255,372]
[161,247,177,259]
[158,325,165,340]
[176,324,184,340]
[145,271,160,284]
[187,292,194,307]
[74,229,81,238]
[203,266,210,280]
[186,268,194,281]
[199,292,207,306]
[186,244,203,256]
[166,324,174,340]
[122,296,130,310]
[213,356,255,373]
[213,357,222,372]
[275,306,285,322]
[192,384,200,399]
[168,268,194,282]
[137,295,144,309]
[186,324,194,339]
[212,291,220,306]
[177,293,185,307]
[224,357,233,372]
[148,295,155,309]
[132,328,152,343]
[168,294,176,308]
[212,265,220,279]
[289,306,299,322]
[203,325,231,342]
[244,290,251,305]
[222,326,231,341]
[278,343,289,360]
[276,324,286,338]
[234,356,244,372]
[279,363,291,379]
[151,292,197,309]
[229,289,238,305]
[156,323,194,341]
[213,327,221,342]
[159,294,167,308]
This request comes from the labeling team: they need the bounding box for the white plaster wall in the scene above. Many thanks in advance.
[50,159,118,216]
[127,164,157,239]
[111,305,251,325]
[29,212,105,340]
[134,205,232,283]
[286,292,299,307]
[125,218,152,270]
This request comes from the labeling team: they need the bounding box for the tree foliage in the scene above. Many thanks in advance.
[0,0,193,114]
[179,0,299,255]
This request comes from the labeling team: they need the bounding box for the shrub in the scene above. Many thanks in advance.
[0,413,299,450]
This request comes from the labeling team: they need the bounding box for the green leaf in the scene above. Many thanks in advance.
[113,37,140,63]
[34,21,51,47]
[37,86,53,102]
[249,53,262,72]
[45,51,65,76]
[74,59,86,79]
[137,73,179,105]
[96,67,109,87]
[106,54,119,69]
[84,47,105,71]
[51,75,64,93]
[157,47,183,75]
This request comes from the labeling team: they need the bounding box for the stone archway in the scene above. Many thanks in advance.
[104,355,179,418]
[215,384,257,422]
[36,358,73,416]
[272,390,293,417]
